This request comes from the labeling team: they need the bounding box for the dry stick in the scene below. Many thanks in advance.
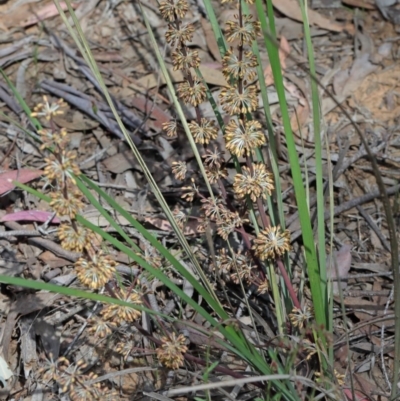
[265,31,399,392]
[355,204,391,252]
[290,184,400,242]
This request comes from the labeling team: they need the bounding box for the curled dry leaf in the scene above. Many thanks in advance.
[0,169,42,196]
[326,244,352,296]
[272,0,354,33]
[1,211,60,224]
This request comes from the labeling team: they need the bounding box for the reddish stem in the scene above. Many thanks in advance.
[277,258,301,309]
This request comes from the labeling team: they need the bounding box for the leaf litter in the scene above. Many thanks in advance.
[0,0,399,399]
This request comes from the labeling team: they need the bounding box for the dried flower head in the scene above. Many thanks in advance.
[162,120,178,137]
[206,165,228,184]
[225,15,261,46]
[115,339,135,360]
[181,179,199,202]
[233,163,274,202]
[213,249,256,281]
[225,119,265,157]
[31,95,66,120]
[188,118,218,144]
[159,0,189,21]
[75,251,116,289]
[222,49,258,81]
[213,248,234,273]
[88,316,116,338]
[38,354,67,383]
[177,77,207,107]
[172,48,201,70]
[252,225,291,260]
[301,339,317,361]
[57,359,87,393]
[173,207,187,229]
[44,150,81,185]
[39,127,68,150]
[219,84,258,115]
[257,279,269,294]
[202,146,225,169]
[49,190,84,219]
[58,224,93,252]
[165,23,195,48]
[101,289,142,325]
[201,197,229,221]
[334,370,346,386]
[289,306,314,330]
[216,211,248,240]
[69,374,103,401]
[230,266,253,284]
[172,161,188,181]
[156,332,188,370]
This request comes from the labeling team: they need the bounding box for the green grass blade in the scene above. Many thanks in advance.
[0,69,41,131]
[298,0,327,317]
[260,0,326,327]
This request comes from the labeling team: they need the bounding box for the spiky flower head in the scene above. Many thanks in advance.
[49,189,84,219]
[181,178,199,202]
[213,248,235,273]
[233,163,274,202]
[177,77,207,107]
[188,118,218,144]
[172,48,201,71]
[75,251,116,289]
[205,165,228,184]
[334,370,346,386]
[100,289,142,325]
[38,354,66,383]
[222,49,258,81]
[165,23,195,48]
[31,95,66,120]
[58,224,94,252]
[162,120,177,137]
[257,279,269,294]
[69,378,103,401]
[57,359,87,393]
[156,332,188,370]
[39,127,68,150]
[172,206,187,229]
[252,225,291,260]
[201,197,229,221]
[289,306,314,330]
[115,339,135,360]
[202,146,225,169]
[225,119,265,157]
[219,84,258,115]
[159,0,189,21]
[172,161,187,181]
[229,251,256,284]
[225,14,261,46]
[44,150,81,185]
[88,316,116,338]
[216,211,248,240]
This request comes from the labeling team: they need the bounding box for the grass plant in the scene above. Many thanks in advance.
[1,0,399,399]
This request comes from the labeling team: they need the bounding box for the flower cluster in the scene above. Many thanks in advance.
[34,96,143,397]
[156,333,188,370]
[38,356,116,400]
